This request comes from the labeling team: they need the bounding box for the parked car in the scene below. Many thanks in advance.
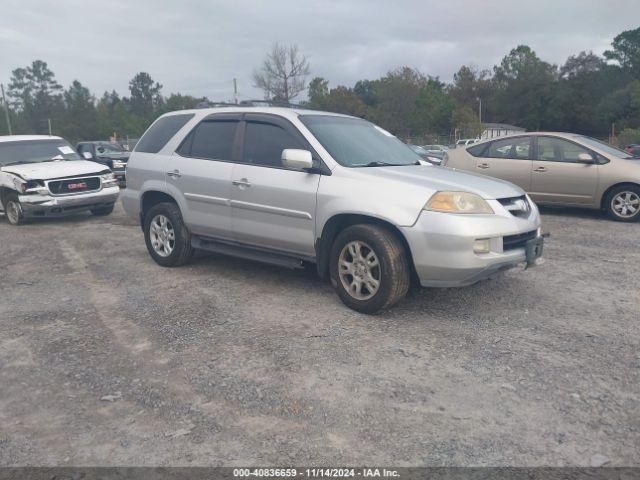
[422,144,449,154]
[625,144,640,157]
[444,132,640,222]
[456,138,478,147]
[76,141,129,184]
[123,107,543,313]
[407,144,443,165]
[0,135,120,225]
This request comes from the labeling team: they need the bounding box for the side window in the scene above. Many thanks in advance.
[135,114,194,154]
[537,137,591,163]
[485,137,531,160]
[467,143,487,157]
[182,121,237,160]
[243,122,304,168]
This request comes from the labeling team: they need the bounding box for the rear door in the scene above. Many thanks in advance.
[473,136,533,191]
[530,136,598,205]
[166,114,240,239]
[230,114,321,257]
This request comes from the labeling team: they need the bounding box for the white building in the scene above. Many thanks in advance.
[480,123,525,140]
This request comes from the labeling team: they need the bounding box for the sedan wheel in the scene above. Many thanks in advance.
[611,191,640,219]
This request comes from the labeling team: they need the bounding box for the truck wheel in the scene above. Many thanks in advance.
[605,185,640,222]
[4,193,26,226]
[143,202,193,267]
[330,224,410,314]
[91,205,115,216]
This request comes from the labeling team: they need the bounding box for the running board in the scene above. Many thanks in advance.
[191,235,305,270]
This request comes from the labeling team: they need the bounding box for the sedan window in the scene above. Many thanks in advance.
[537,137,591,163]
[485,137,531,160]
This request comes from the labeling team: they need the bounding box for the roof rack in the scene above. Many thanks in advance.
[194,99,319,110]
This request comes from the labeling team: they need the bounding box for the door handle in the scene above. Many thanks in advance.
[477,163,490,169]
[167,169,182,178]
[232,178,251,187]
[533,167,547,173]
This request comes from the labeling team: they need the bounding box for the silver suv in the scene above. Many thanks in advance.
[123,107,543,313]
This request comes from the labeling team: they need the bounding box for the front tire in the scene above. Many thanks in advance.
[330,224,410,314]
[605,185,640,222]
[143,202,193,267]
[4,193,26,226]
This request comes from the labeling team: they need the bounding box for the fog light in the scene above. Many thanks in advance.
[473,238,491,254]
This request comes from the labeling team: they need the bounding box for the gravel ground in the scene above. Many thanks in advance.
[0,199,638,467]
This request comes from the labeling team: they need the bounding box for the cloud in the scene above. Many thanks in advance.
[0,0,638,100]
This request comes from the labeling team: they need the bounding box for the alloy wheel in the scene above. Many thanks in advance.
[149,214,176,257]
[612,191,640,219]
[338,240,381,300]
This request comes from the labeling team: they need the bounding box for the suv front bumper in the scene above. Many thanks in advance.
[400,200,543,288]
[18,185,120,218]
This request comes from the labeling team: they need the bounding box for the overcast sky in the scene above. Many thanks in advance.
[1,0,638,102]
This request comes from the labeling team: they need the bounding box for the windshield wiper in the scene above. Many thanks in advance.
[357,161,407,167]
[3,160,35,166]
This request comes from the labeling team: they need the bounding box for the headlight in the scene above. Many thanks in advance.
[424,191,494,214]
[101,172,116,182]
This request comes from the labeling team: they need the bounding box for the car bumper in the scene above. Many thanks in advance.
[18,186,120,218]
[400,200,543,288]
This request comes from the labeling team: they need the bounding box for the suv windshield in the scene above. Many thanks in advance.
[575,135,634,159]
[0,139,81,166]
[299,115,421,167]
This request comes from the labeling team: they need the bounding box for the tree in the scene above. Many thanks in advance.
[604,27,640,74]
[320,86,367,117]
[371,67,426,136]
[413,78,455,135]
[7,60,64,133]
[62,80,98,141]
[491,45,558,130]
[253,43,310,102]
[128,72,163,120]
[307,77,329,107]
[560,51,605,78]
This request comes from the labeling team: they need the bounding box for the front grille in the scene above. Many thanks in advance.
[503,230,537,251]
[498,195,531,218]
[48,177,101,195]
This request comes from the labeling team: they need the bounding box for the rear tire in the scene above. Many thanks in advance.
[330,224,410,314]
[143,202,193,267]
[91,205,115,216]
[605,185,640,222]
[4,193,26,226]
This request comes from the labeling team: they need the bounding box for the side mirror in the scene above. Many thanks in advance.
[82,151,94,160]
[577,153,595,164]
[282,149,313,171]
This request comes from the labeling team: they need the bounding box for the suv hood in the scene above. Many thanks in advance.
[1,160,108,180]
[355,164,524,200]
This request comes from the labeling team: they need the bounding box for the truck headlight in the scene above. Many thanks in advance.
[424,191,494,214]
[100,172,117,183]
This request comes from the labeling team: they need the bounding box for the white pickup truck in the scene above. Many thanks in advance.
[0,135,120,225]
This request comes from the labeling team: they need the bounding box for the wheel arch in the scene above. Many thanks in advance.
[140,190,179,227]
[316,213,418,285]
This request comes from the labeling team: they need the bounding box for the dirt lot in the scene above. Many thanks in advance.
[0,198,638,467]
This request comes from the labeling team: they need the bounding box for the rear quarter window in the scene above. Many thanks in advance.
[467,143,487,157]
[135,114,194,154]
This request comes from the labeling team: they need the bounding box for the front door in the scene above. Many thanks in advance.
[474,136,533,192]
[530,136,599,205]
[230,114,320,257]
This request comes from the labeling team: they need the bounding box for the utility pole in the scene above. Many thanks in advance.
[477,97,482,124]
[1,83,12,135]
[47,118,52,136]
[233,78,238,104]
